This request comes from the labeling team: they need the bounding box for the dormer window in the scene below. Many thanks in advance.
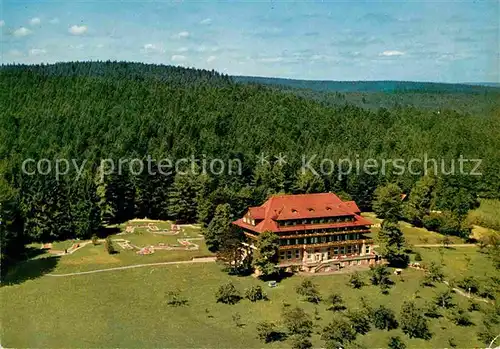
[307,208,314,212]
[326,206,332,211]
[291,209,297,213]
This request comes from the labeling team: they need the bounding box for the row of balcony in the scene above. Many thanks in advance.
[279,229,370,239]
[278,239,373,250]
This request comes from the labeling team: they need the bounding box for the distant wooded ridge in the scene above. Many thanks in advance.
[233,75,500,93]
[1,61,499,93]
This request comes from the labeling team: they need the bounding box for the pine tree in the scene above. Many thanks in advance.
[203,203,233,252]
[373,183,402,222]
[252,231,280,277]
[378,220,409,267]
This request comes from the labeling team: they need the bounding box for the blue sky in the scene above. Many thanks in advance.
[1,0,498,82]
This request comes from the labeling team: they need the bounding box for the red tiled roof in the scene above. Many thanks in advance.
[343,201,361,214]
[248,206,265,220]
[234,193,371,234]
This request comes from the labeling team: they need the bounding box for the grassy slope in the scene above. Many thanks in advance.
[361,212,464,245]
[468,198,500,234]
[8,221,213,276]
[412,246,497,281]
[1,254,496,349]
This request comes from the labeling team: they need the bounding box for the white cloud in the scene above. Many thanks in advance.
[7,49,23,57]
[258,57,284,63]
[13,27,32,37]
[200,18,212,25]
[176,47,189,53]
[196,46,219,53]
[69,44,84,50]
[49,18,59,24]
[172,31,190,39]
[142,43,165,54]
[30,17,41,26]
[29,48,47,56]
[0,20,5,27]
[171,54,187,62]
[380,50,405,56]
[69,25,88,35]
[206,55,216,63]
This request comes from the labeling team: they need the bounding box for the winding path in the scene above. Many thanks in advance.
[46,257,216,277]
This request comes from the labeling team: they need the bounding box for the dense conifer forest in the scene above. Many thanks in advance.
[1,61,499,270]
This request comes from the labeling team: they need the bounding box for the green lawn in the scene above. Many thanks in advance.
[1,260,497,348]
[412,246,497,281]
[9,220,213,276]
[361,212,464,245]
[2,218,498,348]
[468,198,500,232]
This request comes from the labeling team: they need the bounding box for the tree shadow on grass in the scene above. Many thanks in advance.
[1,255,60,286]
[96,226,121,238]
[267,331,287,343]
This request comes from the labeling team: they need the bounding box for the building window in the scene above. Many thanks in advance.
[333,247,339,255]
[340,246,345,254]
[279,251,285,260]
[287,250,292,259]
[295,250,300,259]
[365,246,370,254]
[321,236,326,243]
[347,245,352,254]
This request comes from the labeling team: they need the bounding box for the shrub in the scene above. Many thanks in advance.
[245,285,266,302]
[400,301,431,340]
[468,300,481,312]
[290,334,312,349]
[105,236,116,254]
[326,292,345,312]
[256,321,283,343]
[321,316,357,346]
[423,302,441,318]
[423,214,441,232]
[215,282,241,304]
[450,307,473,326]
[91,234,99,245]
[372,305,398,330]
[346,309,371,335]
[457,276,480,294]
[369,265,392,293]
[434,289,455,309]
[387,336,406,349]
[414,252,422,261]
[295,279,321,304]
[282,306,313,337]
[349,272,364,289]
[166,290,188,307]
[232,312,243,327]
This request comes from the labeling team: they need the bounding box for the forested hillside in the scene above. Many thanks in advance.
[1,62,499,270]
[236,76,500,114]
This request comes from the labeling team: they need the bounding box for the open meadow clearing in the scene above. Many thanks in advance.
[361,212,464,245]
[3,220,214,279]
[468,199,500,232]
[1,249,498,349]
